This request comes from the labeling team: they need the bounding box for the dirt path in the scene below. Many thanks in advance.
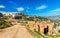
[0,24,38,38]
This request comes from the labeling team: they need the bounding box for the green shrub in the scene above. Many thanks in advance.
[58,30,60,33]
[0,19,13,29]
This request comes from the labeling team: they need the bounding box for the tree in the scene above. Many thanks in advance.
[0,13,3,17]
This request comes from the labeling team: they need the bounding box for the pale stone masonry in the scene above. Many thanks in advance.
[27,21,36,30]
[27,20,54,35]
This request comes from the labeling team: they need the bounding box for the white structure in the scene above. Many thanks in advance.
[2,12,20,17]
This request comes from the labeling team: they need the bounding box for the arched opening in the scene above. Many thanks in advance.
[38,25,40,32]
[44,26,48,34]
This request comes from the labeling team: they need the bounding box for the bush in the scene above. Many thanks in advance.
[0,19,13,29]
[58,30,60,33]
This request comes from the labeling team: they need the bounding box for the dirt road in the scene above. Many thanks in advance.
[0,24,38,38]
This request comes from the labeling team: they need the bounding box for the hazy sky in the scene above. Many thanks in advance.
[0,0,60,16]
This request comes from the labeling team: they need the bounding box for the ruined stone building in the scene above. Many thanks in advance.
[27,20,54,35]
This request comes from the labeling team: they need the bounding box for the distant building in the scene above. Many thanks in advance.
[2,12,24,19]
[14,13,23,19]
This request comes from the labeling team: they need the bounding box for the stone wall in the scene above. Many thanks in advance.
[27,20,54,35]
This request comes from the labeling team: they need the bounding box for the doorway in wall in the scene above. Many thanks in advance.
[44,26,48,34]
[38,25,40,32]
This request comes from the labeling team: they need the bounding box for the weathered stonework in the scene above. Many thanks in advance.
[27,21,36,31]
[27,20,54,35]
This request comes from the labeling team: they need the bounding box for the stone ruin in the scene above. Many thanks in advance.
[27,20,54,35]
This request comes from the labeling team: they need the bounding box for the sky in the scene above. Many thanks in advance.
[0,0,60,16]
